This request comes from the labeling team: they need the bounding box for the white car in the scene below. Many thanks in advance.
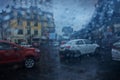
[59,39,99,58]
[112,41,120,61]
[53,41,59,46]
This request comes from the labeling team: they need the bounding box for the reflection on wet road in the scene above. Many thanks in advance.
[0,44,120,80]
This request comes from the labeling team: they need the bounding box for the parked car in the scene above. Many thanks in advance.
[60,40,67,45]
[0,40,40,69]
[59,39,99,60]
[53,41,60,46]
[112,41,120,61]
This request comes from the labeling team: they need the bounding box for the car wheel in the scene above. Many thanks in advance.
[24,57,35,69]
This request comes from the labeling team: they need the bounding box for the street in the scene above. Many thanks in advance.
[0,44,120,80]
[0,0,120,80]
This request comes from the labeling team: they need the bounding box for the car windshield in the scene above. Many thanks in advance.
[0,0,120,80]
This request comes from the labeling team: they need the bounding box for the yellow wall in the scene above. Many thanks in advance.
[10,18,41,43]
[10,19,17,28]
[22,21,27,28]
[31,22,42,36]
[9,8,55,43]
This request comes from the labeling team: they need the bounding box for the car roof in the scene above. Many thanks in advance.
[69,39,86,42]
[0,40,21,47]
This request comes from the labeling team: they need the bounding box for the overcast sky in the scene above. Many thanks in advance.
[53,0,98,34]
[0,0,98,35]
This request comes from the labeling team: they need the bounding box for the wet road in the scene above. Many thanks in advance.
[0,44,120,80]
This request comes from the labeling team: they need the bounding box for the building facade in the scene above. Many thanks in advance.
[0,0,55,44]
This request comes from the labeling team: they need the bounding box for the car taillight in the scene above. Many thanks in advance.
[66,46,71,49]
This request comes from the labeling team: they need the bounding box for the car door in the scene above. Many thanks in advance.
[0,43,7,63]
[84,39,94,53]
[0,42,21,63]
[8,43,23,62]
[75,40,87,54]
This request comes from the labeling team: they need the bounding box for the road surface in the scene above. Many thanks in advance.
[0,44,120,80]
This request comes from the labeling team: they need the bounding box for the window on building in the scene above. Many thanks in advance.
[34,15,37,20]
[18,20,22,26]
[44,22,48,27]
[27,30,30,34]
[18,29,23,35]
[34,22,38,26]
[34,30,38,35]
[27,21,30,26]
[17,19,20,24]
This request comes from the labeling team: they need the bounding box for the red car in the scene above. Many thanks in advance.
[0,40,40,69]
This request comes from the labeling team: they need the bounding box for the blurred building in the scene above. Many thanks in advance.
[0,0,55,44]
[0,9,11,40]
[71,0,120,42]
[9,6,42,44]
[111,0,120,37]
[85,0,120,41]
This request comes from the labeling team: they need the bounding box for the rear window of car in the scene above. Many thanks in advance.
[76,40,83,45]
[84,40,92,44]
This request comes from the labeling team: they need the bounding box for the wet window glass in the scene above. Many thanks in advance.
[76,40,83,45]
[0,42,12,49]
[17,29,23,35]
[84,39,92,44]
[0,0,120,80]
